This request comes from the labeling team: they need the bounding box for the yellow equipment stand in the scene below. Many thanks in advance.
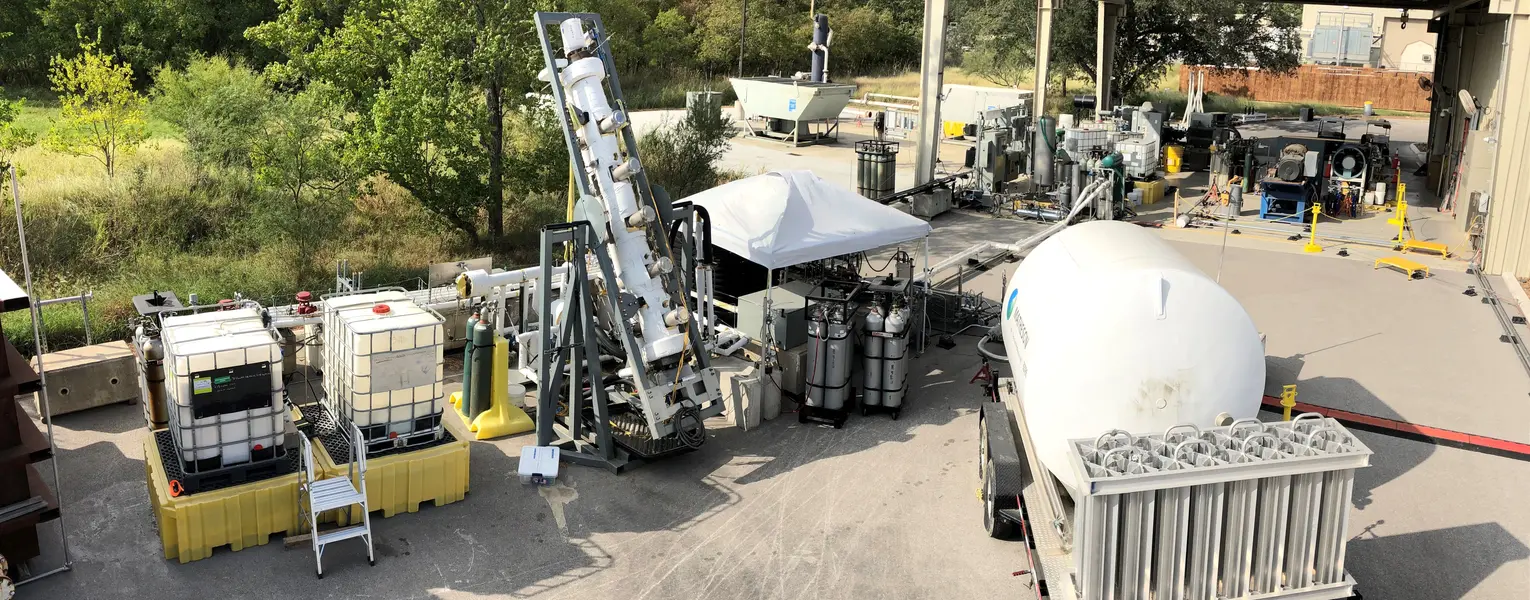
[1375,256,1430,279]
[448,336,533,440]
[1389,193,1452,257]
[316,412,472,524]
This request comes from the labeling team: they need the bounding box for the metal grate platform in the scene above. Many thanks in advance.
[153,429,298,496]
[297,402,454,463]
[605,409,696,459]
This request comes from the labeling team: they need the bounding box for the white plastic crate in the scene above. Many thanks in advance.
[161,307,285,469]
[322,291,446,447]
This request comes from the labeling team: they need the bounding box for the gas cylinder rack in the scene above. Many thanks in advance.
[859,293,913,420]
[799,283,864,428]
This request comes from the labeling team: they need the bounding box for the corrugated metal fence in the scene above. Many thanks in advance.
[1178,65,1431,113]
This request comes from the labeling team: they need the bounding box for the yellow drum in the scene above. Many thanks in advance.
[1165,145,1184,174]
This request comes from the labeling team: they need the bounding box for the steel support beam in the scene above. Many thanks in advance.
[1034,0,1059,117]
[1095,0,1126,116]
[915,0,949,185]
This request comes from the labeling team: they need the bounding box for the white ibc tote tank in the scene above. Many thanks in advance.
[998,220,1265,493]
[161,307,285,468]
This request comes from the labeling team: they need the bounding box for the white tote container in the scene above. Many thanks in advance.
[161,307,286,469]
[322,291,446,447]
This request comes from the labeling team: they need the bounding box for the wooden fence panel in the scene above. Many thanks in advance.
[1178,65,1431,112]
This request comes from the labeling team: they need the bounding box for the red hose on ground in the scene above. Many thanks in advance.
[1259,395,1530,460]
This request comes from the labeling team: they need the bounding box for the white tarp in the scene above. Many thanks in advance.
[687,170,931,269]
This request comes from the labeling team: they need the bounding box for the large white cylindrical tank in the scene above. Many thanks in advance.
[998,220,1265,493]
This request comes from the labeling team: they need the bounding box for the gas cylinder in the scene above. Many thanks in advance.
[862,304,885,407]
[467,321,495,419]
[461,312,480,414]
[137,326,168,430]
[822,305,852,411]
[805,305,829,408]
[882,302,910,409]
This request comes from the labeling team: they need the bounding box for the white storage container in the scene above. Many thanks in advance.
[999,221,1266,494]
[161,307,286,470]
[322,291,446,450]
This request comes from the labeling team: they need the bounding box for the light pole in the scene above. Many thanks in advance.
[738,0,748,78]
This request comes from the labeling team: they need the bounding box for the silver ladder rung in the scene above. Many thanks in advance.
[309,478,366,513]
[315,524,371,546]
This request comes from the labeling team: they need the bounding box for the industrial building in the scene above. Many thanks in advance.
[1302,6,1437,69]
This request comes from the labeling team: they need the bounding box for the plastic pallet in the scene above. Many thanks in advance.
[145,432,309,563]
[153,429,298,496]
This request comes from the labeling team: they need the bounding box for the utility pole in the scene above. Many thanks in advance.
[738,0,748,78]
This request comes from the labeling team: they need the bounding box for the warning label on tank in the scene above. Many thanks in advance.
[190,362,273,419]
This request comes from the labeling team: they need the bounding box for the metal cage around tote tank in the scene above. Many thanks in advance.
[320,290,447,455]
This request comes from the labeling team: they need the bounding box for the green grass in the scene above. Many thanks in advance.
[6,86,180,140]
[621,71,738,110]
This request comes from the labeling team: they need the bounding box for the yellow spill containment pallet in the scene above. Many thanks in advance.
[144,432,305,564]
[316,409,472,524]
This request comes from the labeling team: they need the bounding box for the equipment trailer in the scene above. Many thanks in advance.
[978,377,1368,600]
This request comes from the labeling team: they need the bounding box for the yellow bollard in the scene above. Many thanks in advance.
[1281,385,1298,421]
[1303,205,1324,253]
[1388,187,1408,230]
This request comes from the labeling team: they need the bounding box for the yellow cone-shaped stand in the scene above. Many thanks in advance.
[469,336,533,440]
[449,390,462,409]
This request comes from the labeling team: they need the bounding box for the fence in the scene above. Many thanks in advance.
[1178,65,1432,113]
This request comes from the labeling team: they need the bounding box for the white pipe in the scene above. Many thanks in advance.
[455,264,570,299]
[917,178,1107,283]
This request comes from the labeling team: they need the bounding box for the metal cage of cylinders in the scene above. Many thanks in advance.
[855,140,899,200]
[159,306,287,474]
[320,289,447,455]
[1067,414,1371,600]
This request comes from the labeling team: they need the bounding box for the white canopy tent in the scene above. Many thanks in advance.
[688,170,932,270]
[687,170,932,366]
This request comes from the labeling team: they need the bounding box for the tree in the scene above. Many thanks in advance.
[643,8,695,70]
[32,0,277,83]
[1051,0,1303,103]
[639,102,733,199]
[0,88,40,181]
[825,6,916,77]
[45,31,147,179]
[250,0,543,247]
[954,0,1302,104]
[152,56,275,169]
[952,0,1035,88]
[250,85,356,282]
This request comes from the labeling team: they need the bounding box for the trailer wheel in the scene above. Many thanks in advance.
[983,458,1016,539]
[978,414,990,479]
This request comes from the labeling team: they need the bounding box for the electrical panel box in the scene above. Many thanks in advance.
[737,285,810,350]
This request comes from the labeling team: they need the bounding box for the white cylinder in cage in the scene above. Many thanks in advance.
[999,220,1265,493]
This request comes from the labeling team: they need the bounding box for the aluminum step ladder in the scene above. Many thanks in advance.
[299,424,375,578]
